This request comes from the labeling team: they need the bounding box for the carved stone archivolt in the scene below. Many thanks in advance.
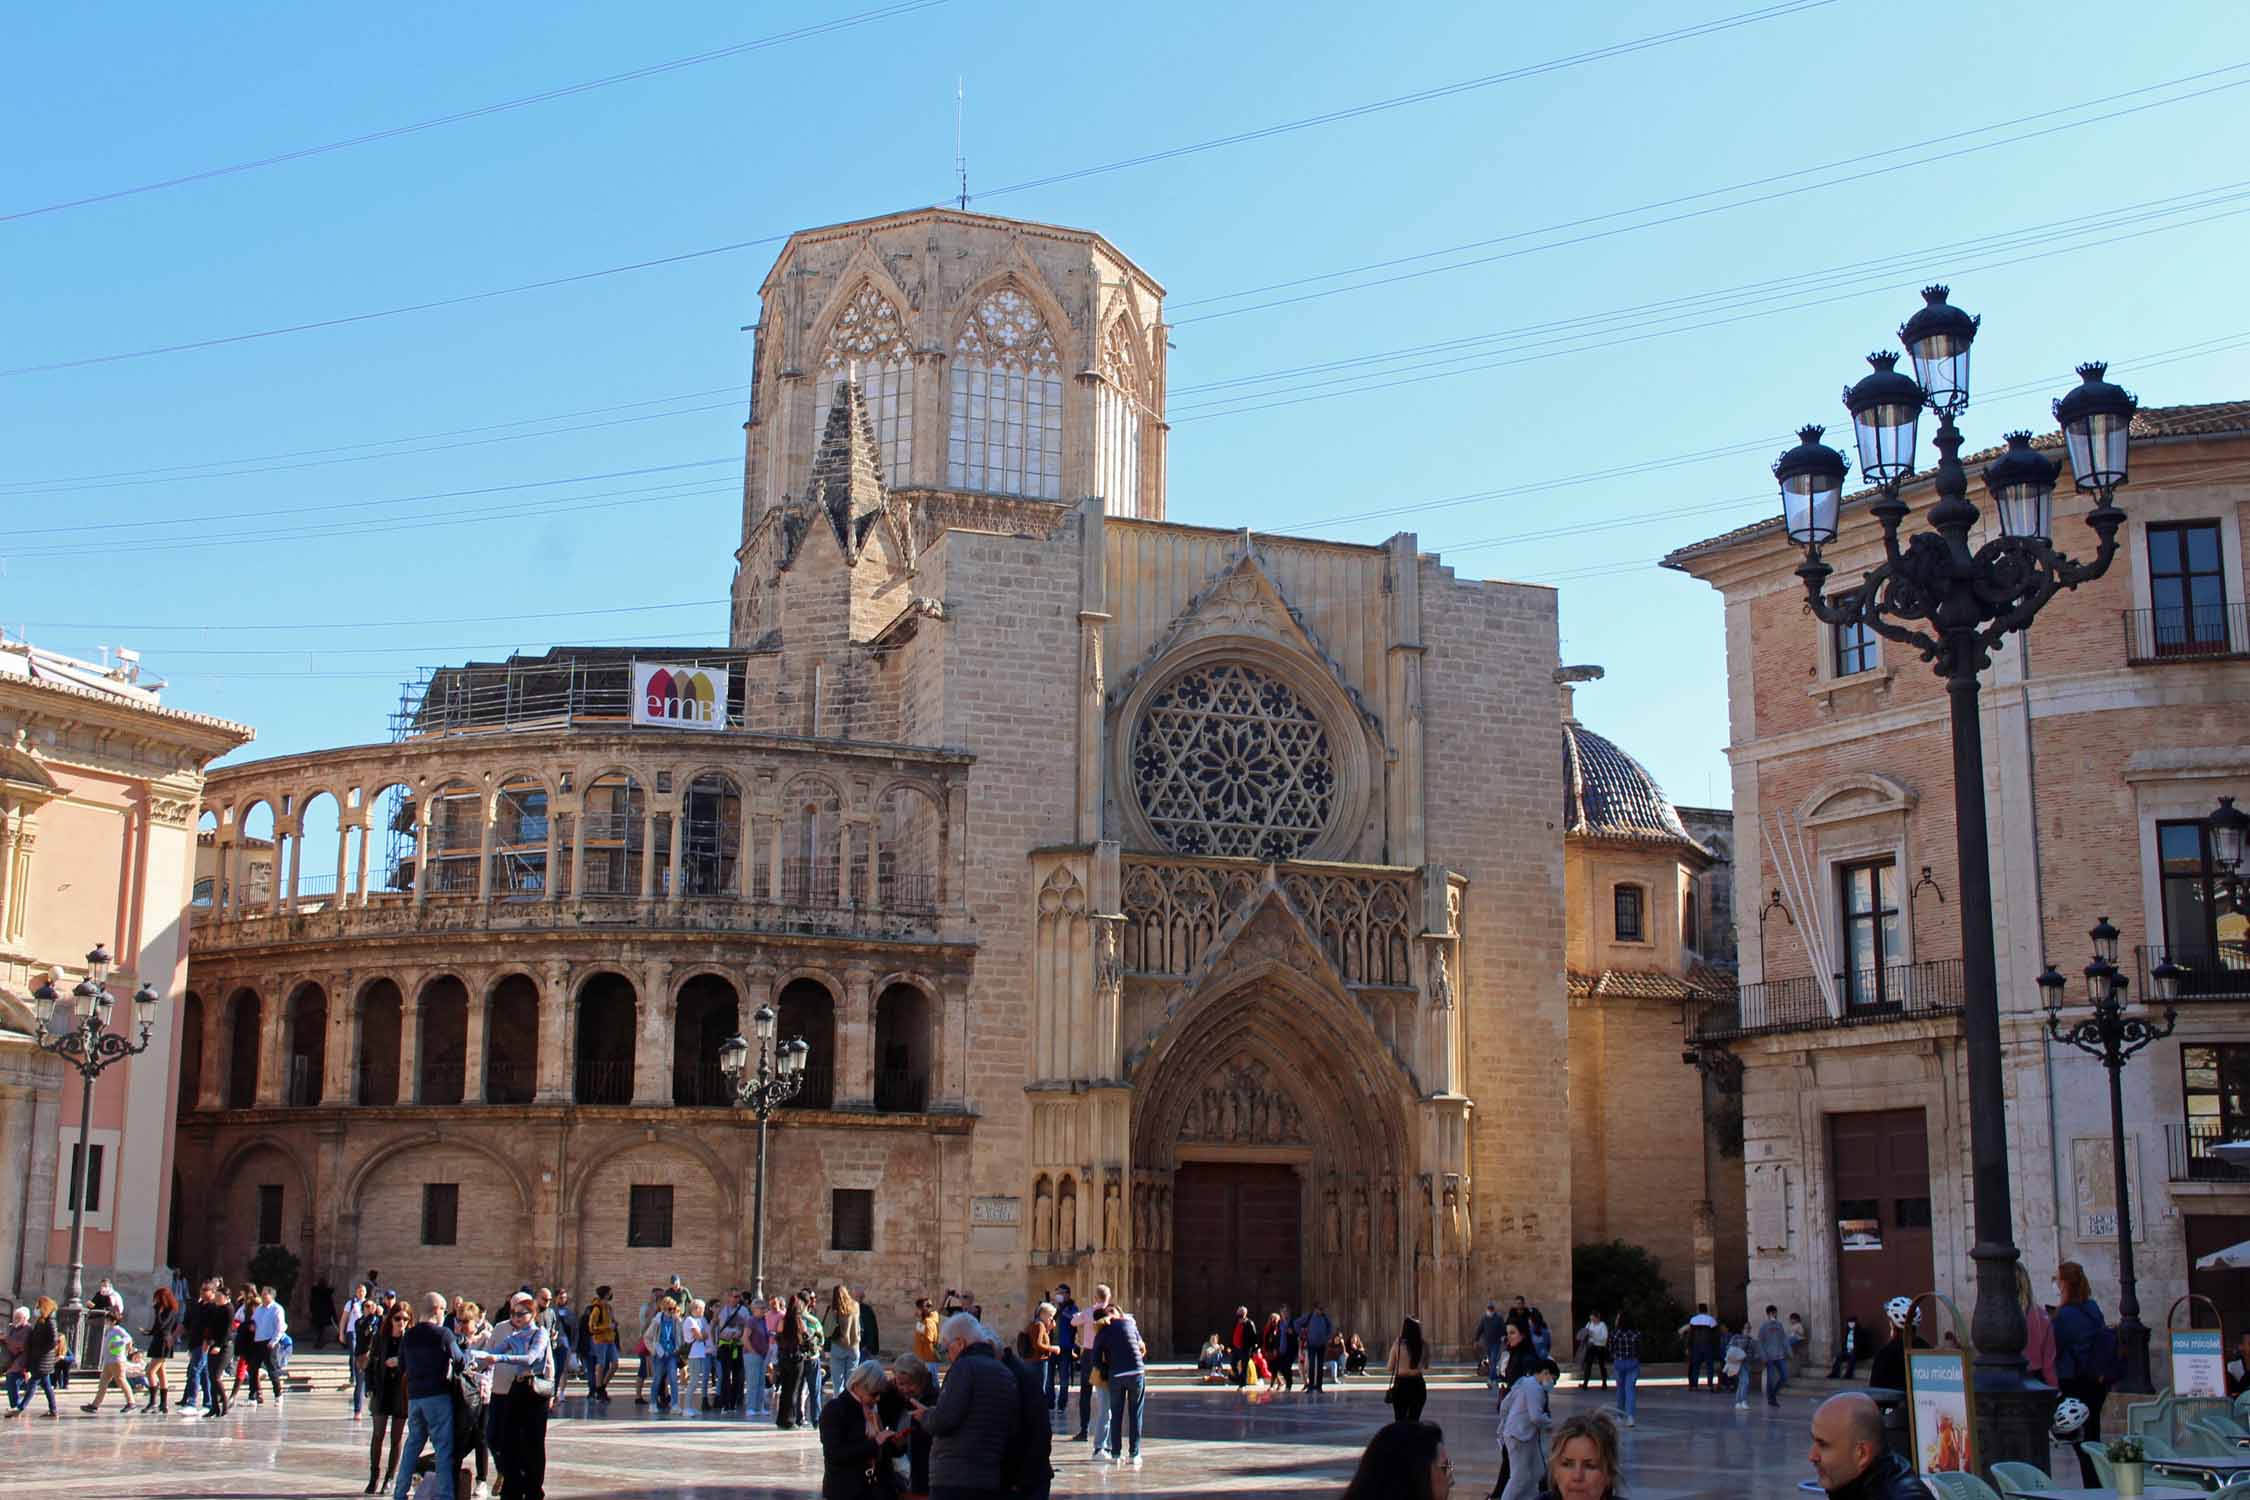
[1180,1055,1306,1146]
[1121,858,1412,988]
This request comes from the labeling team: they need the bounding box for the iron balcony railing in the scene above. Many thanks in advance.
[1690,958,1966,1042]
[779,1061,834,1111]
[356,1064,401,1107]
[2123,604,2248,664]
[2167,1121,2250,1183]
[574,1058,633,1106]
[673,1062,734,1108]
[483,1062,536,1106]
[2140,943,2250,1001]
[875,1067,930,1113]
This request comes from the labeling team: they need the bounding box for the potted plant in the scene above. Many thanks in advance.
[2108,1436,2147,1497]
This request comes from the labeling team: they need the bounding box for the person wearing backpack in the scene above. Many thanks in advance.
[2051,1260,2114,1487]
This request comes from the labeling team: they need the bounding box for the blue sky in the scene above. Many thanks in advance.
[10,0,2249,824]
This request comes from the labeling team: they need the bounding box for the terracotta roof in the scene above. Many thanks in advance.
[1662,400,2250,567]
[1563,721,1704,856]
[1567,964,1736,1001]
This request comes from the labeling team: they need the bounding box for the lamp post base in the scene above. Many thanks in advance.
[1973,1384,2058,1477]
[2117,1315,2155,1396]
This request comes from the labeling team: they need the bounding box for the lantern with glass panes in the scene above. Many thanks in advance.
[717,1002,811,1300]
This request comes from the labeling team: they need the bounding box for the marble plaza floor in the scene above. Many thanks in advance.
[0,1356,2021,1498]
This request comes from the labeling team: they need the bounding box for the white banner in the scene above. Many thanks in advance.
[632,662,728,729]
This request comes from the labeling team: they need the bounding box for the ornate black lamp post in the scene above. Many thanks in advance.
[719,1003,809,1303]
[32,944,159,1349]
[2209,795,2248,913]
[1771,287,2139,1458]
[2039,920,2182,1394]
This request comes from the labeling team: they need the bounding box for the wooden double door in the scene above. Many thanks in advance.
[1830,1109,1935,1339]
[1171,1161,1302,1356]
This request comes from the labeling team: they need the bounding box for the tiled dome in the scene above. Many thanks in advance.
[1563,719,1701,854]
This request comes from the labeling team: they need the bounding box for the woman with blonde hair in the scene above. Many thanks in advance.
[827,1286,863,1407]
[642,1295,686,1414]
[1545,1411,1623,1500]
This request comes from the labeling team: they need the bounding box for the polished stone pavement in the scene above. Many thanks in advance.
[0,1357,2070,1498]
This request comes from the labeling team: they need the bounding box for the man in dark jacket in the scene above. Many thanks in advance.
[917,1315,1018,1500]
[1811,1392,1923,1500]
[1474,1301,1508,1392]
[998,1341,1053,1498]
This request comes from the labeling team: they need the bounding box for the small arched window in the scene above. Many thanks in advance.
[948,285,1063,498]
[815,281,914,487]
[1613,884,1645,943]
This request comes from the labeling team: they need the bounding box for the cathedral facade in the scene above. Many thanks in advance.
[175,208,1625,1351]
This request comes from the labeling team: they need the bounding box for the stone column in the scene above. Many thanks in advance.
[666,805,685,904]
[638,811,658,899]
[396,980,422,1104]
[766,816,784,904]
[633,961,672,1106]
[255,979,289,1105]
[536,961,571,1104]
[568,801,588,899]
[836,820,853,908]
[476,792,497,903]
[351,821,372,908]
[412,807,431,906]
[323,974,354,1104]
[269,833,288,914]
[736,805,756,900]
[282,823,303,910]
[212,836,233,915]
[543,800,560,902]
[463,981,489,1105]
[934,974,969,1110]
[838,966,874,1108]
[333,823,351,907]
[197,997,226,1110]
[1075,497,1109,845]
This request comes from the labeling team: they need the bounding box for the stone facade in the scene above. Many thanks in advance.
[175,207,1731,1354]
[1665,402,2250,1367]
[0,641,250,1312]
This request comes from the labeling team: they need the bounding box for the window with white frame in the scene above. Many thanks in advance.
[948,286,1063,499]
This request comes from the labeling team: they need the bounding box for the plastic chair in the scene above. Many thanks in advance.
[1922,1473,2006,1500]
[1988,1460,2051,1496]
[2081,1442,2117,1488]
[2187,1416,2250,1456]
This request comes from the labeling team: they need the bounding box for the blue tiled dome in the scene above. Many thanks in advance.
[1563,720,1701,853]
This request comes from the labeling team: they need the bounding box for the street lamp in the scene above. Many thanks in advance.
[2041,919,2181,1394]
[2210,795,2249,914]
[719,1002,811,1302]
[32,943,157,1354]
[1773,287,2137,1459]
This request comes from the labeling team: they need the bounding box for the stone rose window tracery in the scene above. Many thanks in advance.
[948,285,1063,499]
[816,281,914,487]
[1131,662,1337,860]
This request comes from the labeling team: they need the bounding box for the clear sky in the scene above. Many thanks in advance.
[11,0,2249,826]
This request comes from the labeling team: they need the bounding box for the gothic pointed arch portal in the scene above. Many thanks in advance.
[1128,948,1420,1355]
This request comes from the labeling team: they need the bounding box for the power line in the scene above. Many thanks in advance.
[971,1,1840,199]
[1167,62,2250,314]
[0,3,1851,380]
[0,388,747,496]
[2,2,949,223]
[1170,69,2250,328]
[18,598,729,633]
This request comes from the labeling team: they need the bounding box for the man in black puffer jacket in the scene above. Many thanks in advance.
[1812,1393,1925,1500]
[998,1339,1053,1499]
[916,1314,1019,1500]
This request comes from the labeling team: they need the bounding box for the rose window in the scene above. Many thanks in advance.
[1130,662,1337,860]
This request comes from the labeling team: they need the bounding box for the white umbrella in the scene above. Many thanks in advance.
[2196,1238,2250,1270]
[2211,1141,2250,1164]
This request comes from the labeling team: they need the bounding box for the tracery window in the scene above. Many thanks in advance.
[1097,318,1146,516]
[1130,662,1337,860]
[815,281,914,487]
[948,285,1063,498]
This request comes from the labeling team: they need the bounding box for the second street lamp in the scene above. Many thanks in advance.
[719,1003,812,1303]
[1770,285,2137,1464]
[2041,921,2182,1394]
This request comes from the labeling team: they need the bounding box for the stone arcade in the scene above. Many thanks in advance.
[175,208,1736,1350]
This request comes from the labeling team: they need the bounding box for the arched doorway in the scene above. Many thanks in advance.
[417,976,469,1104]
[358,979,403,1104]
[224,988,262,1107]
[1131,964,1417,1356]
[283,982,327,1106]
[575,972,637,1104]
[485,975,540,1104]
[873,982,931,1111]
[672,973,740,1106]
[774,977,836,1108]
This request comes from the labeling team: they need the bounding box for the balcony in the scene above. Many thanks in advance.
[2168,1121,2250,1183]
[875,1067,929,1113]
[2141,943,2250,1001]
[2124,604,2248,664]
[574,1058,633,1106]
[1690,958,1966,1042]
